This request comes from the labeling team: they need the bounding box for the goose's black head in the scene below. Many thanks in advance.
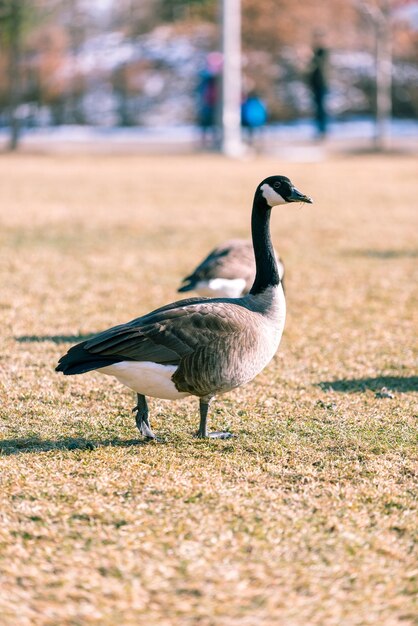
[256,175,313,207]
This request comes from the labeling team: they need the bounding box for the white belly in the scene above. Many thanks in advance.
[195,278,247,298]
[98,361,191,400]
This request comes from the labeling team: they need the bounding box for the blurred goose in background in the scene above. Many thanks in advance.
[178,239,285,298]
[56,175,312,440]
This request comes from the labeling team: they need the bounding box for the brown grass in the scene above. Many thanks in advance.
[0,153,417,626]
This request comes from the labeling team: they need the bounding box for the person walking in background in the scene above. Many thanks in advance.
[308,36,329,139]
[196,52,222,150]
[241,90,268,150]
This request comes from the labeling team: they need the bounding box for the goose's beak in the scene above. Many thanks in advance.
[288,187,313,204]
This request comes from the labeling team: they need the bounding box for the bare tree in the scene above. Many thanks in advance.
[0,0,25,150]
[356,0,392,150]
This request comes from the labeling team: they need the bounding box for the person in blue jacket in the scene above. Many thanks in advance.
[241,91,268,147]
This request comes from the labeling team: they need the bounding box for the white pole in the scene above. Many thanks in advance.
[221,0,243,156]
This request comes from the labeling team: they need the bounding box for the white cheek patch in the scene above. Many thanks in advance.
[260,183,287,207]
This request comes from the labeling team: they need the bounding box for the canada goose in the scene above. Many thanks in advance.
[178,239,285,298]
[56,175,312,440]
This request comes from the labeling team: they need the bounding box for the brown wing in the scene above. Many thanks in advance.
[81,298,253,366]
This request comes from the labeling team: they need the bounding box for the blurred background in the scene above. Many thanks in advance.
[0,0,417,155]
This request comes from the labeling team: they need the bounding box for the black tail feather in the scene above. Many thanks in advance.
[177,281,195,293]
[56,341,124,375]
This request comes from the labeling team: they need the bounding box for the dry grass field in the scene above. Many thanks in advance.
[0,152,417,626]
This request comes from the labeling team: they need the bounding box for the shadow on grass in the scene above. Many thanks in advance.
[342,249,418,259]
[318,376,418,393]
[15,334,95,344]
[0,436,153,456]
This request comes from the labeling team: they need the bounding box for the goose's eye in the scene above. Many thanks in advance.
[273,182,281,189]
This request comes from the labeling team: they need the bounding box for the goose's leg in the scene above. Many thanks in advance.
[197,397,233,439]
[133,394,156,439]
[197,397,210,438]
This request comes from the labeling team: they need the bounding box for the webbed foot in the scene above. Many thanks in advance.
[208,431,234,439]
[196,397,234,440]
[195,430,234,439]
[133,394,157,440]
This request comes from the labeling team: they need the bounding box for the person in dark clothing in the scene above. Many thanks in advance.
[308,45,329,138]
[197,71,218,145]
[197,53,222,150]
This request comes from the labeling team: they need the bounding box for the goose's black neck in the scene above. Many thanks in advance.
[249,194,280,295]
